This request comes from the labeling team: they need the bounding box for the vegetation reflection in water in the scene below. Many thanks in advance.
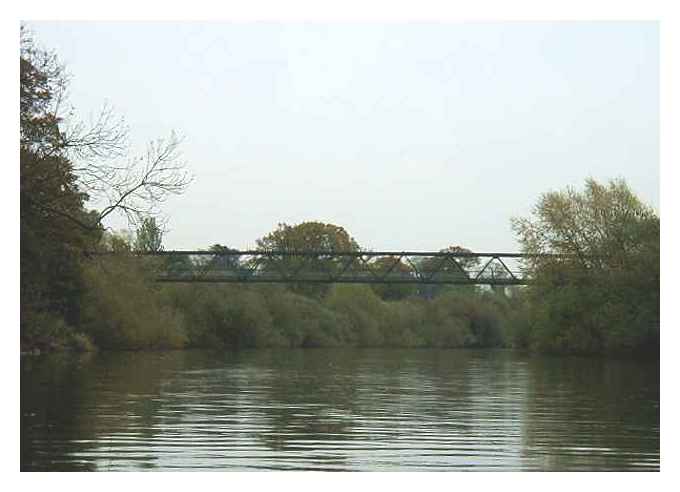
[21,349,659,471]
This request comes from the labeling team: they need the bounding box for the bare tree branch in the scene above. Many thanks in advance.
[96,131,193,226]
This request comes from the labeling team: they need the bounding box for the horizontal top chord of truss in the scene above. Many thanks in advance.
[138,250,555,258]
[97,249,554,285]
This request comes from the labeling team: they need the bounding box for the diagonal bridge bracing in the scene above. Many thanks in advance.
[133,250,539,285]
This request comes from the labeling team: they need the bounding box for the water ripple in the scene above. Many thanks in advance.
[21,349,659,471]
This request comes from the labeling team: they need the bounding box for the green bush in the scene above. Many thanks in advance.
[511,178,660,356]
[76,251,518,351]
[325,285,389,346]
[21,311,75,353]
[80,256,187,350]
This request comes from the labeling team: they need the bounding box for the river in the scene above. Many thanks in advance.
[20,349,659,471]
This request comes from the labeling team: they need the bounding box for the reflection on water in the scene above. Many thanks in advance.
[21,349,659,471]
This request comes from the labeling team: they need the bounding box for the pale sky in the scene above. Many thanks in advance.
[29,22,659,252]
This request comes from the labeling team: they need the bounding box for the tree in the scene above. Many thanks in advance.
[20,28,101,349]
[256,221,360,252]
[134,217,164,253]
[99,230,134,253]
[369,256,417,301]
[256,221,361,297]
[510,178,659,354]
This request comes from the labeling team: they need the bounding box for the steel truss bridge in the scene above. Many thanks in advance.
[136,250,542,286]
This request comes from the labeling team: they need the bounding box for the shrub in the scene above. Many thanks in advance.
[80,256,187,350]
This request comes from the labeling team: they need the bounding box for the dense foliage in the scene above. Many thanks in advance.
[20,29,101,351]
[509,178,659,355]
[74,229,512,351]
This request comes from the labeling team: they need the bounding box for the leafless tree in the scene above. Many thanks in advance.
[61,108,192,229]
[96,131,192,225]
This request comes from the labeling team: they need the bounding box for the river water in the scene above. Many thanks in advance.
[21,349,659,471]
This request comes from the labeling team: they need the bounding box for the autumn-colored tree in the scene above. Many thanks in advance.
[256,221,361,297]
[256,221,360,252]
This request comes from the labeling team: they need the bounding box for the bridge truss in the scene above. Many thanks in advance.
[142,250,534,285]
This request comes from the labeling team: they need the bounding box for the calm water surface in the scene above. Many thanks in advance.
[21,349,659,471]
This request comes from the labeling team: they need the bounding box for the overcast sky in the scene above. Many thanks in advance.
[29,22,659,252]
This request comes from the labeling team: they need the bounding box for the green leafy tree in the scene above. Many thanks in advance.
[134,217,164,253]
[511,178,659,355]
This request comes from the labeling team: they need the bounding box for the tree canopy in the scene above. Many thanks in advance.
[255,221,361,298]
[256,221,360,252]
[510,178,659,354]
